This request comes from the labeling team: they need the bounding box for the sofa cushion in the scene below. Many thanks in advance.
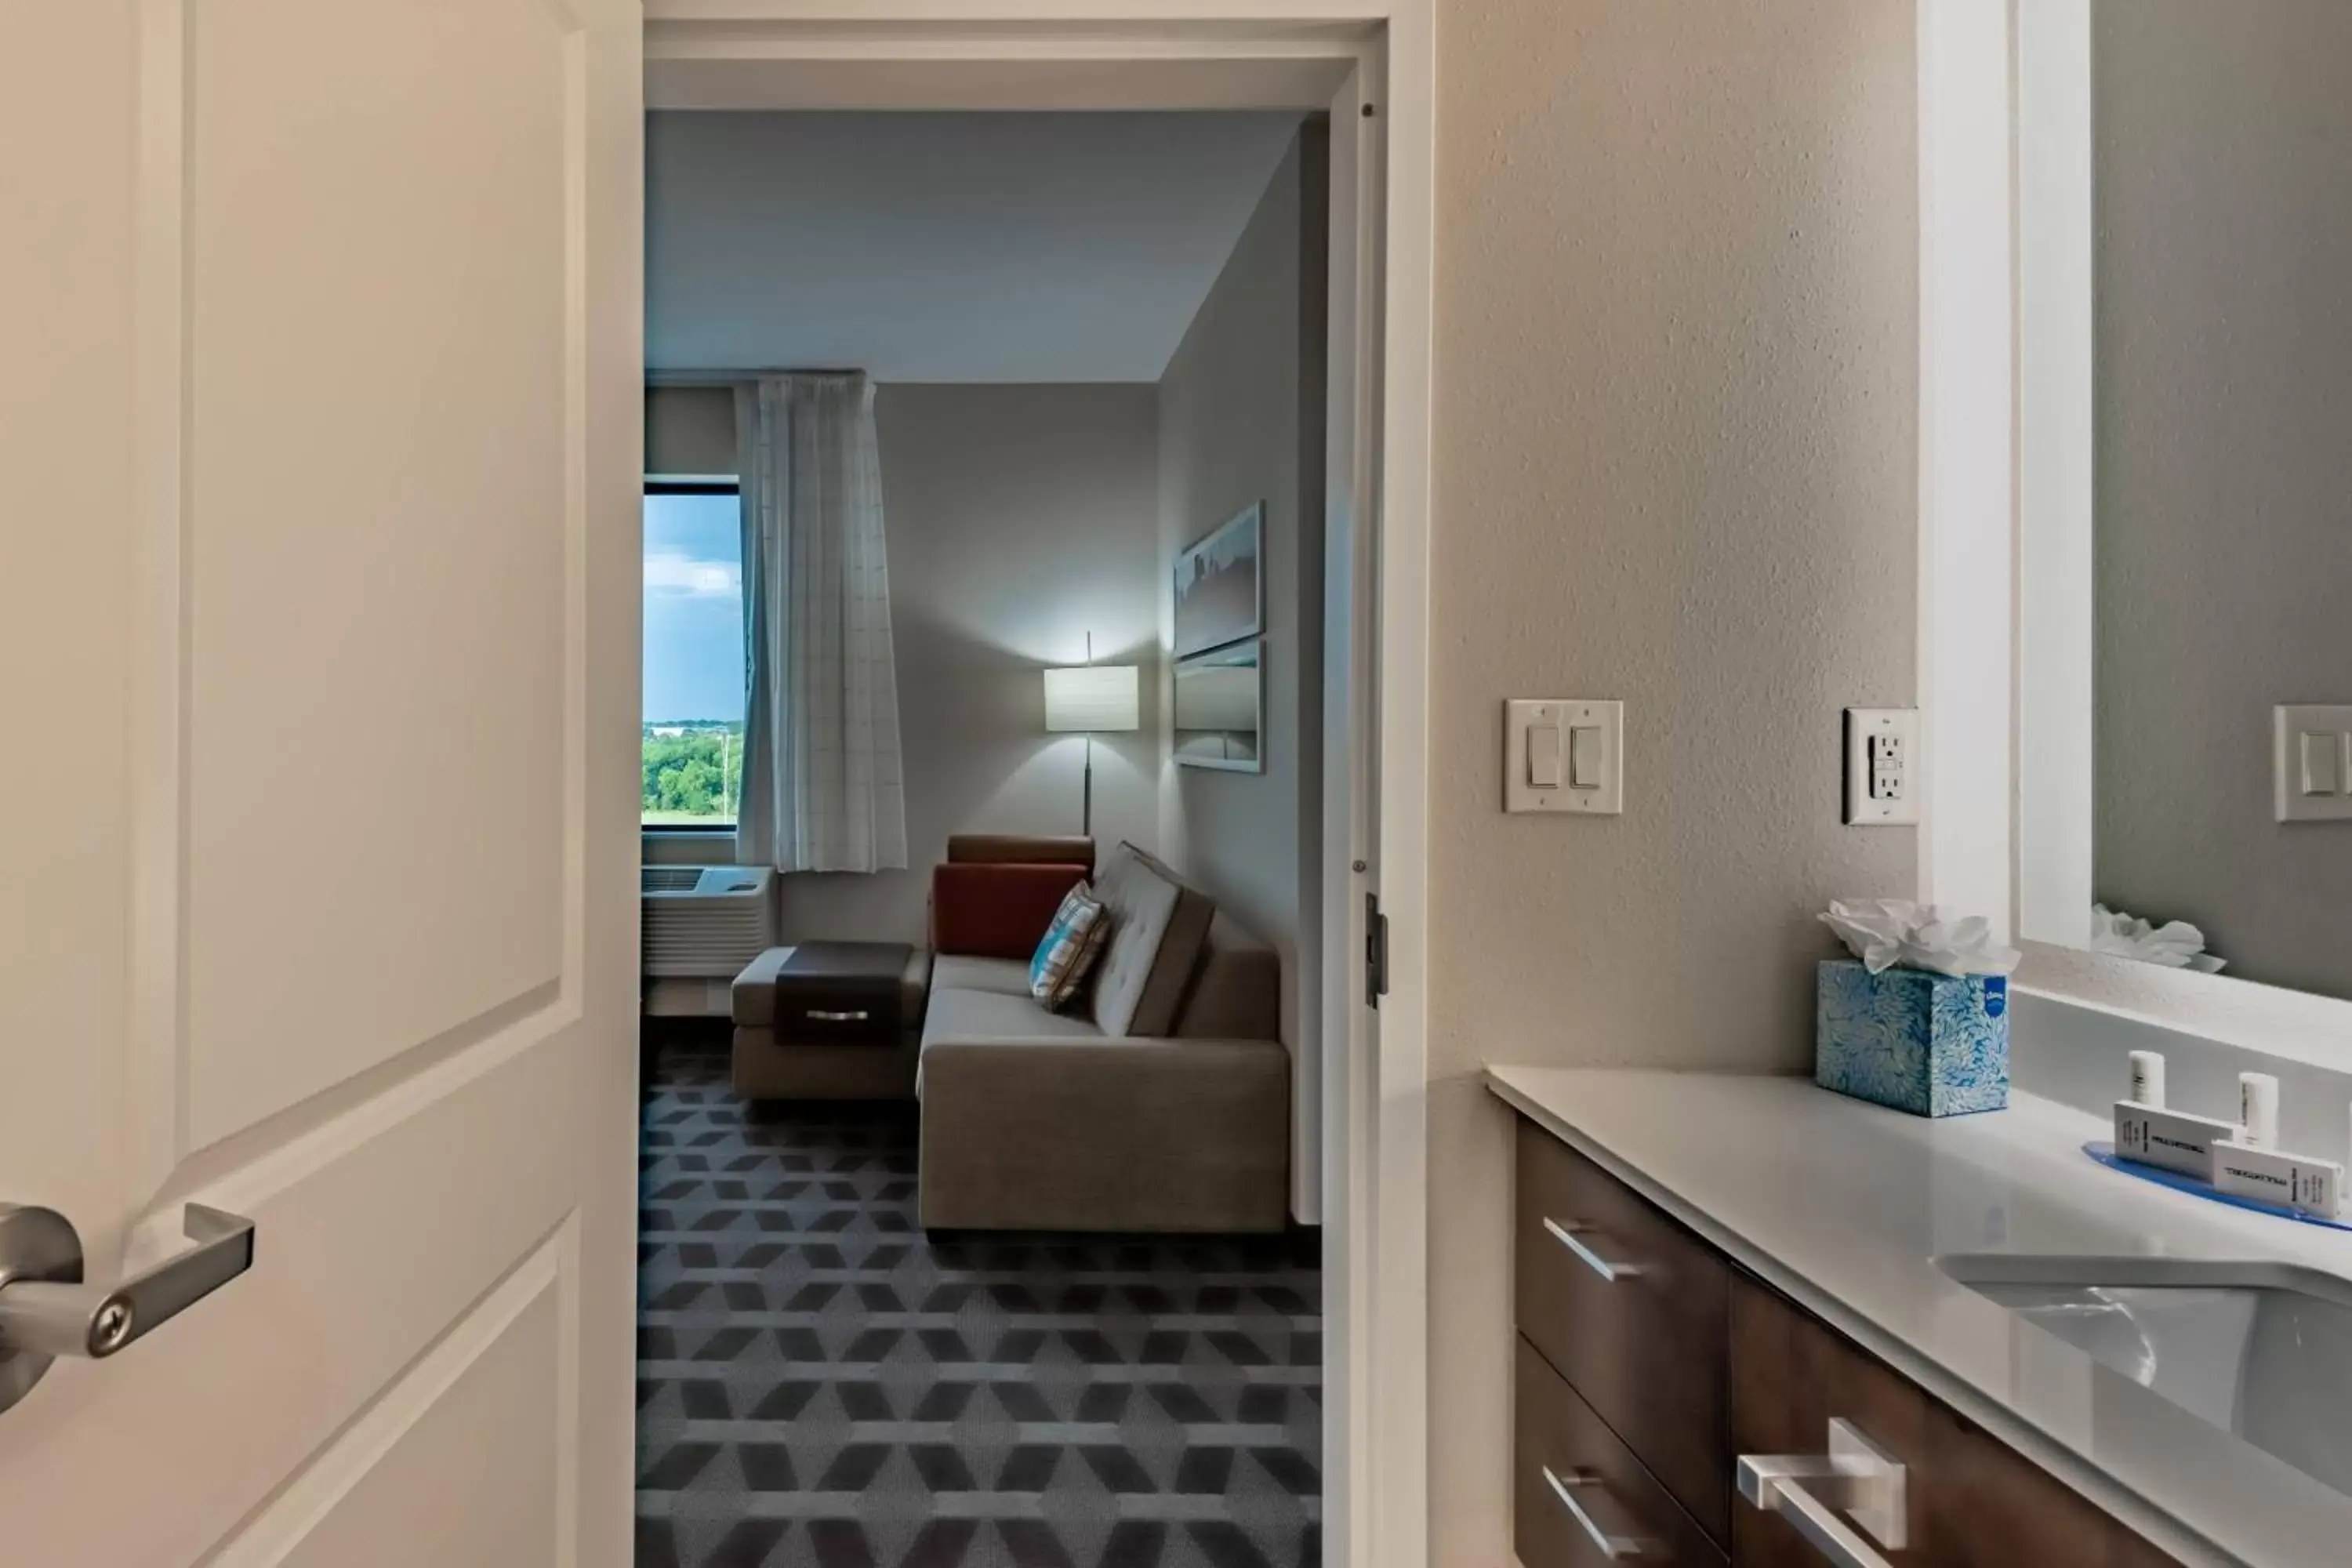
[946,833,1095,867]
[1028,882,1111,1011]
[930,953,1033,998]
[922,985,1107,1047]
[1087,844,1216,1037]
[931,861,1088,960]
[1172,912,1282,1041]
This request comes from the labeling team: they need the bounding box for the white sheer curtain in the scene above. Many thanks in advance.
[734,373,909,873]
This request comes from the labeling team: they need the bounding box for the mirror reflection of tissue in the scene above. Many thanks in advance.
[1820,898,2022,978]
[2089,905,2225,973]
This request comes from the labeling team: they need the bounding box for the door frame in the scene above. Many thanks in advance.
[639,5,1436,1563]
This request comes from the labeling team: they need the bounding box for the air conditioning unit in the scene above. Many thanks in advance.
[641,864,776,1016]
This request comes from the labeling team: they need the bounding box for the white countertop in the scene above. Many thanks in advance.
[1485,1065,2352,1568]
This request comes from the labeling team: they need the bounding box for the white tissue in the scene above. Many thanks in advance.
[2089,905,2226,973]
[1820,898,2023,978]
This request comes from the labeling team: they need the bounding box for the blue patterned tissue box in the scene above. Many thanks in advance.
[1815,959,2009,1117]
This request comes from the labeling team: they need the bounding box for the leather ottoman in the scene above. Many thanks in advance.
[731,942,932,1101]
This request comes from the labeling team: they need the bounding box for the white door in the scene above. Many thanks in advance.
[0,2,642,1564]
[1319,55,1386,1568]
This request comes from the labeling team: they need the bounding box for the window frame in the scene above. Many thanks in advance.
[641,475,745,834]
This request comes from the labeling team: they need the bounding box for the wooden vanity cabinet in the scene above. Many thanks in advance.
[1730,1276,2178,1567]
[1511,1116,2179,1568]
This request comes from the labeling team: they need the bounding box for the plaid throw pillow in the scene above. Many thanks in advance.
[1029,882,1112,1011]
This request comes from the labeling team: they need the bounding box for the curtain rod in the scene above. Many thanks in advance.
[644,368,869,387]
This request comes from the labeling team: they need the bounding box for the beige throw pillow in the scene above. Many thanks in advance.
[1086,843,1217,1037]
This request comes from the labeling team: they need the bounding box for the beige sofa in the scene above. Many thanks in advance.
[917,843,1290,1233]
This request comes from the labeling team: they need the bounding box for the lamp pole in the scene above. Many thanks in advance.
[1080,630,1094,837]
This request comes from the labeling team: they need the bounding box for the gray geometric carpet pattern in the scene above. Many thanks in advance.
[637,1040,1323,1568]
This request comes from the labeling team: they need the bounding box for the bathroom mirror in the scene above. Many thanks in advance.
[2016,1,2352,1002]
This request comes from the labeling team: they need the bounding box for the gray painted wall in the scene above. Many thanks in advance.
[2091,0,2352,999]
[636,383,1163,940]
[1424,2,1921,1558]
[780,383,1164,943]
[644,385,734,477]
[1156,132,1328,1187]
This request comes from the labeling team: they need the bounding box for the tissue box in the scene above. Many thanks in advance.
[1815,959,2009,1117]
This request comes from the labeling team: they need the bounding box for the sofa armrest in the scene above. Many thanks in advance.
[731,946,793,1027]
[929,862,1087,960]
[918,1036,1290,1232]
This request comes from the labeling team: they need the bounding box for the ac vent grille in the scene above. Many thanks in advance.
[641,865,776,978]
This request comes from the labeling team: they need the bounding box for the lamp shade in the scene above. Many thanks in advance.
[1044,665,1140,732]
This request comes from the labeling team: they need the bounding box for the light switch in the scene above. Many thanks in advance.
[1569,725,1604,790]
[1505,699,1624,815]
[2301,732,2342,797]
[1528,724,1564,788]
[2276,706,2352,822]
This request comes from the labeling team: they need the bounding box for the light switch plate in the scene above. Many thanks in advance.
[1844,708,1920,826]
[2276,706,2352,822]
[1505,699,1623,815]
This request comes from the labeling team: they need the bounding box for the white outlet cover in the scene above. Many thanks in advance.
[2276,705,2352,823]
[1844,708,1920,826]
[1504,699,1624,815]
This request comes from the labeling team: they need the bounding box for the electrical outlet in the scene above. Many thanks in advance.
[1844,708,1920,826]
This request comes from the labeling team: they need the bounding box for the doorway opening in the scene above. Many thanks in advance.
[634,12,1435,1568]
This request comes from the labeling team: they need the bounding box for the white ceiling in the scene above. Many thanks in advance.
[646,111,1303,383]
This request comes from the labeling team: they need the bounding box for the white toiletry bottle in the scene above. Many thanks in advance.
[2130,1051,2166,1109]
[2241,1072,2280,1149]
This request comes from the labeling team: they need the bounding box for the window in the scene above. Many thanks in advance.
[642,481,745,829]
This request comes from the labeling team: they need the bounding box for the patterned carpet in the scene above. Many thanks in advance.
[637,1037,1323,1568]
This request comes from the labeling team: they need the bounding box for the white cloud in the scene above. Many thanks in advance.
[644,551,741,598]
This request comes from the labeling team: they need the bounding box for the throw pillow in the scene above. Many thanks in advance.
[1028,882,1112,1011]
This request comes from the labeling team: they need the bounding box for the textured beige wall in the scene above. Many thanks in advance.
[1157,131,1328,1067]
[1425,2,1921,1559]
[2089,0,2352,1001]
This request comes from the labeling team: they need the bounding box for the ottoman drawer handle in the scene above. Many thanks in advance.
[807,1009,871,1022]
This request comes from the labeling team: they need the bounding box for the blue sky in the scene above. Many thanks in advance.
[643,492,745,724]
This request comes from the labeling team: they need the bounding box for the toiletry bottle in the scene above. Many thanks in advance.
[2129,1051,2166,1109]
[2241,1073,2280,1149]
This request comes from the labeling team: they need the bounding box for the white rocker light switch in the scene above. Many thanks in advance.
[1506,699,1624,815]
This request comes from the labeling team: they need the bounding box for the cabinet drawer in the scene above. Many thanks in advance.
[1730,1274,2178,1566]
[1517,1336,1726,1568]
[1516,1119,1731,1543]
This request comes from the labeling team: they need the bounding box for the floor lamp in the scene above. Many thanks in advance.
[1043,655,1141,838]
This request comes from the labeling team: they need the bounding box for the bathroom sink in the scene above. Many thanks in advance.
[1938,1254,2352,1498]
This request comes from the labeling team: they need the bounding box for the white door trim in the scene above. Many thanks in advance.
[640,8,1436,1565]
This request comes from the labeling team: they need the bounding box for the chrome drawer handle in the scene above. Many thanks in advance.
[1737,1418,1908,1567]
[0,1202,258,1415]
[807,1009,871,1022]
[1541,1465,1650,1559]
[1542,1216,1643,1282]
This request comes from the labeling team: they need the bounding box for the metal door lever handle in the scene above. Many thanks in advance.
[0,1202,257,1414]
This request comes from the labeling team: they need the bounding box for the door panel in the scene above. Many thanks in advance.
[0,0,639,1563]
[238,1232,571,1568]
[185,0,574,1140]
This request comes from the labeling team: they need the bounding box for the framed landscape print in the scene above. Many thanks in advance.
[1172,501,1263,659]
[1173,639,1265,772]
